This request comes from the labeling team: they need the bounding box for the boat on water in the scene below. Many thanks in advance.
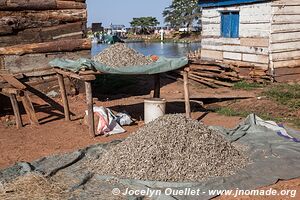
[92,34,123,44]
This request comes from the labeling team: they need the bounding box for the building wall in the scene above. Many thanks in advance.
[201,2,272,70]
[271,0,300,82]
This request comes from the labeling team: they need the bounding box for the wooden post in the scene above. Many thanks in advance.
[183,69,191,118]
[85,81,95,138]
[9,94,22,128]
[57,73,70,121]
[20,91,39,125]
[153,74,160,98]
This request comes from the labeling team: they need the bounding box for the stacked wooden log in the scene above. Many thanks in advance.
[0,0,90,91]
[171,59,272,88]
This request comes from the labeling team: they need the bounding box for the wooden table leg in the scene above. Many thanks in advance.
[20,91,39,125]
[85,81,95,138]
[9,94,23,128]
[153,74,160,98]
[183,70,191,118]
[57,73,70,121]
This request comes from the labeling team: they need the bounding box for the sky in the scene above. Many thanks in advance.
[86,0,172,27]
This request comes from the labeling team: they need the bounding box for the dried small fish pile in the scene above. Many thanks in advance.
[96,114,249,182]
[93,43,153,67]
[0,173,69,200]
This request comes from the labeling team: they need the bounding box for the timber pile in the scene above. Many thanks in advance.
[171,59,271,88]
[0,0,90,91]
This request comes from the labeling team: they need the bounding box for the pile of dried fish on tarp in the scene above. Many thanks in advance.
[93,43,153,67]
[96,114,249,182]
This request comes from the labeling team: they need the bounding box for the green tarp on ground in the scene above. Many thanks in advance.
[1,114,300,199]
[49,57,188,75]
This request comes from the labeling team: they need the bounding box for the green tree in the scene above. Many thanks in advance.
[130,17,160,34]
[163,0,201,29]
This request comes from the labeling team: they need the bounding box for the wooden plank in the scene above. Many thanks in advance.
[240,38,269,47]
[272,5,300,15]
[240,23,271,38]
[223,52,242,61]
[201,44,269,55]
[0,74,26,89]
[189,64,222,73]
[8,93,23,128]
[274,73,300,82]
[0,22,85,47]
[222,59,269,69]
[273,15,300,23]
[190,71,240,81]
[272,50,300,61]
[273,59,300,68]
[271,32,300,43]
[242,54,269,64]
[183,70,191,118]
[272,0,300,6]
[0,9,87,31]
[274,66,300,76]
[153,74,160,98]
[201,38,241,45]
[188,73,218,88]
[271,23,300,34]
[20,92,39,125]
[271,41,300,52]
[56,1,86,9]
[0,39,91,55]
[85,81,95,137]
[201,49,223,60]
[0,0,57,10]
[57,73,70,121]
[2,50,91,73]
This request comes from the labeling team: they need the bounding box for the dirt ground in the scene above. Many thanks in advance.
[0,76,299,198]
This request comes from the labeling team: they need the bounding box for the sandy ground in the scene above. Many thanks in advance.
[0,77,299,199]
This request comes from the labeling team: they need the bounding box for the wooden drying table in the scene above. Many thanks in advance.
[54,67,191,138]
[0,73,39,128]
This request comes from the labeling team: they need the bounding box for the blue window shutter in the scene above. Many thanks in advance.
[221,11,239,38]
[230,12,239,38]
[221,13,231,38]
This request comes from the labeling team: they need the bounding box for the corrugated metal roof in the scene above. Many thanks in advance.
[199,0,269,8]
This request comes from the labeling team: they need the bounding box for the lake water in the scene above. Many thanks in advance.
[92,42,201,58]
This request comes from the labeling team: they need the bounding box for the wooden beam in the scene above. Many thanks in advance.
[20,92,39,125]
[85,81,95,138]
[0,9,87,31]
[54,68,96,81]
[57,73,70,121]
[0,74,26,90]
[0,39,91,55]
[9,94,23,128]
[153,74,160,98]
[183,69,191,118]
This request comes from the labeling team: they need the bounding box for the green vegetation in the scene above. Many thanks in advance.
[263,84,300,109]
[214,107,250,117]
[233,81,264,90]
[163,0,201,29]
[130,17,160,34]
